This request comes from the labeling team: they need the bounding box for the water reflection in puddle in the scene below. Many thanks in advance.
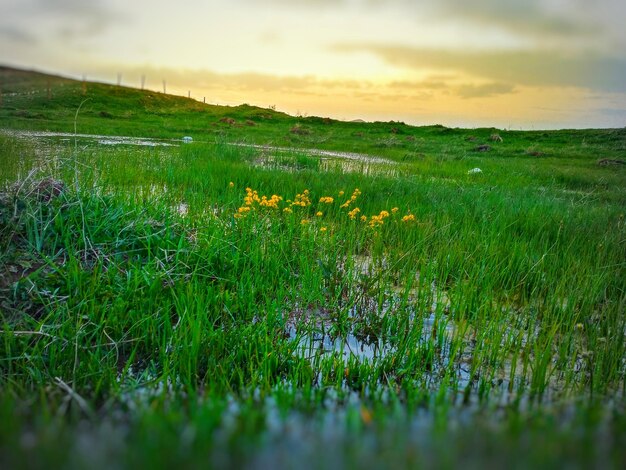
[3,129,178,147]
[251,152,399,177]
[288,325,391,363]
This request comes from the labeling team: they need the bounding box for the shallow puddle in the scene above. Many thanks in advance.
[232,142,395,165]
[236,142,399,176]
[250,152,399,177]
[3,129,178,147]
[287,323,391,363]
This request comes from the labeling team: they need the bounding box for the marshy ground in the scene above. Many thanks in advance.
[0,67,625,469]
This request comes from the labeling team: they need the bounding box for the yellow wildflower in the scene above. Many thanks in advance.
[360,215,367,222]
[348,207,361,220]
[360,406,372,425]
[283,207,293,213]
[292,190,311,207]
[368,210,389,228]
[301,219,309,225]
[339,190,345,196]
[341,188,362,209]
[259,194,283,208]
[319,196,334,204]
[369,216,383,228]
[229,181,234,188]
[320,226,327,233]
[401,214,416,223]
[244,187,261,206]
[391,207,399,213]
[316,211,323,217]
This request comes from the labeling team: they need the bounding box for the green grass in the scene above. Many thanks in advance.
[0,67,625,469]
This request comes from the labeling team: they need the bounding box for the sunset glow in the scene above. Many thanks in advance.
[1,0,624,128]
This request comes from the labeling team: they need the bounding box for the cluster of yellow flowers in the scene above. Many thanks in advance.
[340,188,361,209]
[290,190,311,207]
[243,187,261,206]
[259,194,283,208]
[348,207,361,220]
[235,187,283,218]
[232,184,416,228]
[369,210,390,228]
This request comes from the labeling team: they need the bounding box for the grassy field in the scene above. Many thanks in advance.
[1,66,625,469]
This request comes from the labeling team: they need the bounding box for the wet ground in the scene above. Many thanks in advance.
[2,129,399,177]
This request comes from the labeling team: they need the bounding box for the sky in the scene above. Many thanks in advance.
[1,0,625,129]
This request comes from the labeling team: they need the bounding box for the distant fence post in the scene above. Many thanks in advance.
[188,90,191,99]
[141,75,146,90]
[163,80,166,94]
[117,73,122,86]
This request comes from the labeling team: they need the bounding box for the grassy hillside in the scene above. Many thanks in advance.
[1,65,625,164]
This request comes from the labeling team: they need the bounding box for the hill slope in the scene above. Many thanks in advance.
[1,65,625,163]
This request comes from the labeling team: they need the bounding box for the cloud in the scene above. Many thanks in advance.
[91,64,370,94]
[87,64,520,103]
[35,0,114,19]
[0,0,119,43]
[240,0,340,7]
[333,43,626,93]
[386,77,515,99]
[387,79,450,91]
[378,0,623,43]
[456,82,516,98]
[428,0,597,38]
[41,0,119,37]
[0,26,37,45]
[251,0,623,48]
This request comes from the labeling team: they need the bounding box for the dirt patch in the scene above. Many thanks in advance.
[597,158,625,166]
[290,125,312,136]
[32,177,65,202]
[0,181,63,319]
